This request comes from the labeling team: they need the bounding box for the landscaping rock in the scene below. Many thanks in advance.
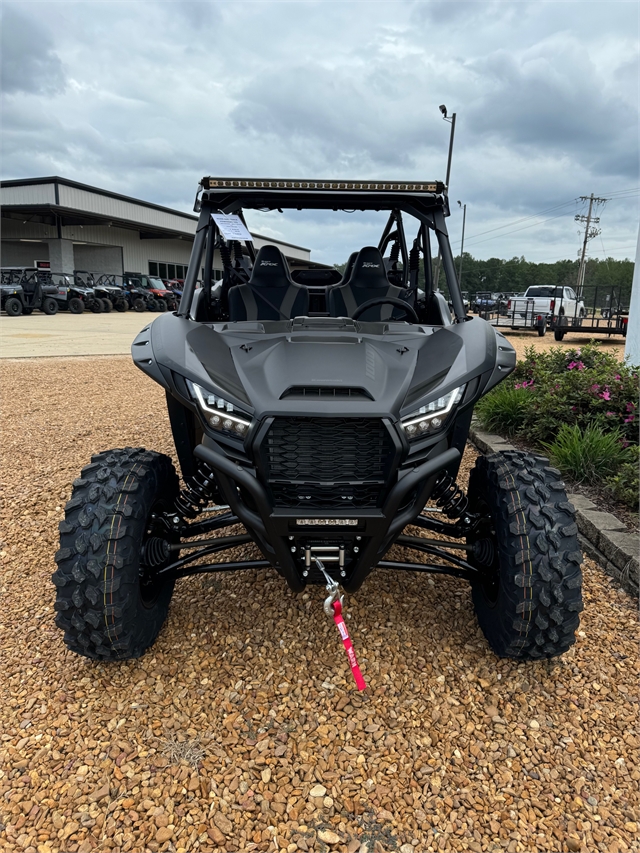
[0,357,638,853]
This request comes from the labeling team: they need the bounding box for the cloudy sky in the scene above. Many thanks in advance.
[1,0,638,265]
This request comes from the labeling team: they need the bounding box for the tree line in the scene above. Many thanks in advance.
[335,253,634,305]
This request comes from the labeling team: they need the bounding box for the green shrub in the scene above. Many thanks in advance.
[543,425,632,485]
[605,445,639,509]
[511,342,639,446]
[475,385,532,437]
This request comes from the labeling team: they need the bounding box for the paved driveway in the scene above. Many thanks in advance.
[0,311,153,358]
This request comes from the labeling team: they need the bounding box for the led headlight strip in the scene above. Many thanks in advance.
[203,177,444,193]
[187,380,252,437]
[401,386,465,439]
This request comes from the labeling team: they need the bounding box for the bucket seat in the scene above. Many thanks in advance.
[328,246,409,321]
[228,245,309,322]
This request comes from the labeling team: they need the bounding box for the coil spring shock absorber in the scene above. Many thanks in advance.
[173,462,220,519]
[431,471,469,518]
[219,240,232,269]
[389,239,400,267]
[409,239,420,273]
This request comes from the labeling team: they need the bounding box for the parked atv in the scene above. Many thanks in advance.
[121,280,153,312]
[1,267,59,316]
[124,273,178,312]
[94,274,129,312]
[54,177,583,666]
[46,273,94,314]
[70,270,108,313]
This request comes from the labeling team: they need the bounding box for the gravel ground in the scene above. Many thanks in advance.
[491,332,627,363]
[1,357,638,853]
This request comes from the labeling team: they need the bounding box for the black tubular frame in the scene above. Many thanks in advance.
[152,522,484,583]
[177,182,466,322]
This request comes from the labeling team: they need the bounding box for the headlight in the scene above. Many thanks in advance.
[187,380,252,437]
[401,385,465,439]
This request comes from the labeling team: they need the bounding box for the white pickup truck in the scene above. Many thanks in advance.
[507,285,586,321]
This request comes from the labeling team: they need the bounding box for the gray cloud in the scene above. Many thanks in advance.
[0,0,637,264]
[1,4,66,95]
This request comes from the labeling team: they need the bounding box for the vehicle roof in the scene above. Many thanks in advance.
[199,176,448,215]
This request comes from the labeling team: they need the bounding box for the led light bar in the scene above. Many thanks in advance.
[203,177,444,193]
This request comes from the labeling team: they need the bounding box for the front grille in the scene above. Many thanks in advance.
[263,417,394,508]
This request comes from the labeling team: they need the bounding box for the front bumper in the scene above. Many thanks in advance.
[194,440,460,592]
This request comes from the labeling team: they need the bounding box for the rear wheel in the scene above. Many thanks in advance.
[537,317,546,337]
[100,298,113,313]
[89,299,102,313]
[147,298,159,312]
[554,329,566,341]
[113,298,127,312]
[5,297,23,316]
[467,451,583,660]
[42,298,58,315]
[156,299,167,312]
[68,297,84,314]
[133,298,146,312]
[52,448,180,660]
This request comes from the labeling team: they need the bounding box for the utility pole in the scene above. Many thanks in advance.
[457,200,467,284]
[574,194,607,298]
[433,106,456,291]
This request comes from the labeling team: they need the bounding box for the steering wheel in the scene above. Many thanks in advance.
[351,297,419,323]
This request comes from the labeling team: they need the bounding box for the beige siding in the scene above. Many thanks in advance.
[1,183,56,205]
[57,185,197,236]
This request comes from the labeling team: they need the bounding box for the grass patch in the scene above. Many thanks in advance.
[474,385,532,437]
[543,425,632,485]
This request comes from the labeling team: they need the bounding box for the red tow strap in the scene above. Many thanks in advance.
[331,599,367,691]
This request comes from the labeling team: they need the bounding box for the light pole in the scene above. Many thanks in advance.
[457,200,467,285]
[433,105,456,290]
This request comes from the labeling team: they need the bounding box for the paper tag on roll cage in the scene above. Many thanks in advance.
[211,213,253,242]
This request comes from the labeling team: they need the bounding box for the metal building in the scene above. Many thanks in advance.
[0,176,314,278]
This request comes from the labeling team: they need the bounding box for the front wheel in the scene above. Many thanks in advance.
[467,451,583,659]
[113,298,127,312]
[52,448,180,660]
[89,299,102,314]
[42,297,59,315]
[4,297,23,316]
[68,297,84,314]
[100,298,113,313]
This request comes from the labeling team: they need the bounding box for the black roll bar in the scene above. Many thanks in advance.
[177,205,210,318]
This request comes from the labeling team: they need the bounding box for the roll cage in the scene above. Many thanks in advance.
[177,178,466,323]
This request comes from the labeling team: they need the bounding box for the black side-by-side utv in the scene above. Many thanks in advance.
[53,178,583,663]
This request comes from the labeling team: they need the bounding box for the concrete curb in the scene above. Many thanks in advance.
[469,423,639,597]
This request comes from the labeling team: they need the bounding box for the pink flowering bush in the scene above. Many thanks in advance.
[508,343,639,445]
[476,343,639,503]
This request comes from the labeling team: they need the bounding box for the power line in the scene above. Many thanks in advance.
[456,186,639,248]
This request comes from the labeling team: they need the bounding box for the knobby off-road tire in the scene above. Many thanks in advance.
[68,297,84,314]
[133,298,146,312]
[53,448,180,660]
[99,298,113,313]
[42,297,58,315]
[467,451,583,659]
[5,297,23,316]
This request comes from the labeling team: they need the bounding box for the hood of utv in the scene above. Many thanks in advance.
[135,314,509,420]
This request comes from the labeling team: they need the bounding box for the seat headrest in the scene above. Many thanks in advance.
[349,247,389,288]
[249,245,292,288]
